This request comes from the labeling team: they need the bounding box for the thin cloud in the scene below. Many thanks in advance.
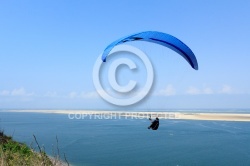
[0,88,34,96]
[155,84,176,96]
[43,91,98,99]
[80,91,98,98]
[68,91,98,99]
[69,91,78,99]
[0,90,10,96]
[203,87,214,94]
[186,86,201,95]
[186,85,235,95]
[44,91,59,97]
[219,85,233,94]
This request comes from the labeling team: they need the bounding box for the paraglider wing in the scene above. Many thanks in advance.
[101,31,198,70]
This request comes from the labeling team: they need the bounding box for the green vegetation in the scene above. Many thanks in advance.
[0,131,68,166]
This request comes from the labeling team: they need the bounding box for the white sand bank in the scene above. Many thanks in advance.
[5,110,250,122]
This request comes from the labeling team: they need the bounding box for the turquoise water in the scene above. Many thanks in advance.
[1,111,250,166]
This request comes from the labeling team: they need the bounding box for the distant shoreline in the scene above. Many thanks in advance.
[4,110,250,122]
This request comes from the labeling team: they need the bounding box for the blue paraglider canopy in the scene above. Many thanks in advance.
[101,31,198,70]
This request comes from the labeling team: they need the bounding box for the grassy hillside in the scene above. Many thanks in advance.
[0,131,68,166]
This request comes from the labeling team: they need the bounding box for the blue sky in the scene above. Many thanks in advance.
[0,0,250,110]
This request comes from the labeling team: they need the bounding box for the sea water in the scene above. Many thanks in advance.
[1,111,250,166]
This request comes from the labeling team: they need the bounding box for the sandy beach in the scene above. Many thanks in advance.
[5,110,250,122]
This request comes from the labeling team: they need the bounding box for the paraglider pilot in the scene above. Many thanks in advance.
[148,116,159,130]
